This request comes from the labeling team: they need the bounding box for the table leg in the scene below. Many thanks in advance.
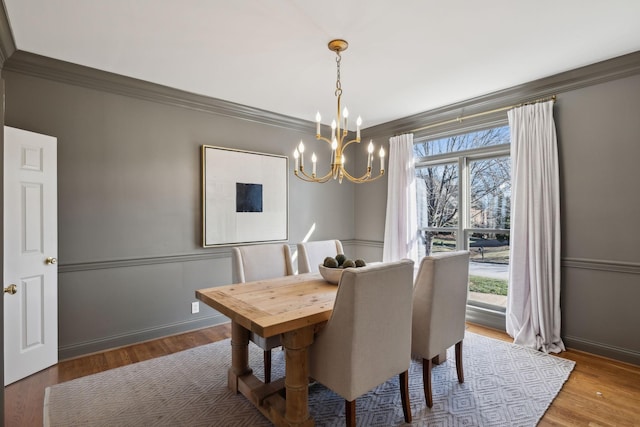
[229,320,252,393]
[281,325,315,427]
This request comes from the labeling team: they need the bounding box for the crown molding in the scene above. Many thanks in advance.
[367,50,640,138]
[2,50,313,132]
[0,3,16,67]
[2,44,640,138]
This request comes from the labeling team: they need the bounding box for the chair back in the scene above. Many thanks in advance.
[232,243,294,283]
[309,259,414,401]
[411,250,470,359]
[297,239,344,273]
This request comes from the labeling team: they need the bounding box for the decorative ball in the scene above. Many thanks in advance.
[342,259,356,268]
[323,257,339,268]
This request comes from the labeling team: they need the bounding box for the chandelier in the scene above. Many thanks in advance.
[293,39,385,184]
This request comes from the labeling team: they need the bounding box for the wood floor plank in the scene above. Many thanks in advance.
[4,322,639,426]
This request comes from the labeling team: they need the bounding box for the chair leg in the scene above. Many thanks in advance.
[399,370,412,423]
[422,358,433,408]
[455,340,464,383]
[263,350,271,383]
[345,400,356,427]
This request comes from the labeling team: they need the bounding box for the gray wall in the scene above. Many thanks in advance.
[2,55,357,358]
[2,48,640,365]
[556,76,640,361]
[359,59,640,365]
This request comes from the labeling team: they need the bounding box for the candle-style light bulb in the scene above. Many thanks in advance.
[315,111,321,135]
[298,141,305,168]
[356,116,362,140]
[293,149,299,171]
[331,119,337,138]
[379,146,385,173]
[343,107,349,131]
[311,152,317,175]
[367,141,374,168]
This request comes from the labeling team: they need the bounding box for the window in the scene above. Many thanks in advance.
[414,125,510,310]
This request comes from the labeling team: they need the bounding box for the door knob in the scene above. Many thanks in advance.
[45,257,57,265]
[4,284,17,295]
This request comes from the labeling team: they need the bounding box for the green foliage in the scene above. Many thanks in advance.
[468,275,508,296]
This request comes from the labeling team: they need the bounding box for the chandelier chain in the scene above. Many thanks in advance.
[335,51,342,97]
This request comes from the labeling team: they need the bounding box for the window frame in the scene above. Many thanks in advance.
[415,141,511,251]
[414,125,511,312]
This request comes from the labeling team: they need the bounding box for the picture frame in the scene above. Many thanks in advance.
[202,145,288,247]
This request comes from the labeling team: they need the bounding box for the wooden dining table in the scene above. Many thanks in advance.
[196,272,338,427]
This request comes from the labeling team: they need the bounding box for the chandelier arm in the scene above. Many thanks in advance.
[341,167,385,184]
[340,166,369,183]
[314,173,335,183]
[316,136,334,145]
[295,168,334,183]
[341,138,361,152]
[295,172,322,183]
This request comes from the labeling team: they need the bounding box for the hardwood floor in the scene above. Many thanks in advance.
[4,325,231,426]
[465,324,640,426]
[5,322,640,426]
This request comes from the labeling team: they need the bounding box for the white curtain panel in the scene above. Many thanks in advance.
[506,100,565,353]
[382,134,418,262]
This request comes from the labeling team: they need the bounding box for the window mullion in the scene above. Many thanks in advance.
[458,156,468,250]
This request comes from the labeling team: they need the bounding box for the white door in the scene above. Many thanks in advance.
[3,126,58,386]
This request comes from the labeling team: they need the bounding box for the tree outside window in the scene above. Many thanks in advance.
[414,126,510,308]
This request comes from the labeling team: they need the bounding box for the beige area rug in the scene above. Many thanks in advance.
[44,332,575,426]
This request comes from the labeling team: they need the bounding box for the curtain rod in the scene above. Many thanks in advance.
[407,94,557,134]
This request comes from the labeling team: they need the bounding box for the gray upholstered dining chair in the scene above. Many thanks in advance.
[309,259,414,426]
[231,243,294,383]
[296,239,344,274]
[411,250,470,407]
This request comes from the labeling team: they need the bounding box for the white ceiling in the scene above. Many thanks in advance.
[5,1,640,128]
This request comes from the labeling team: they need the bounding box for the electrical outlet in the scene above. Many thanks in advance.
[191,301,200,314]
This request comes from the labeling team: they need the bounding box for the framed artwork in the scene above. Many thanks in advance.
[202,145,288,247]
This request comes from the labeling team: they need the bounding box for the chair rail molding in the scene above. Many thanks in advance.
[562,257,640,275]
[58,251,231,273]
